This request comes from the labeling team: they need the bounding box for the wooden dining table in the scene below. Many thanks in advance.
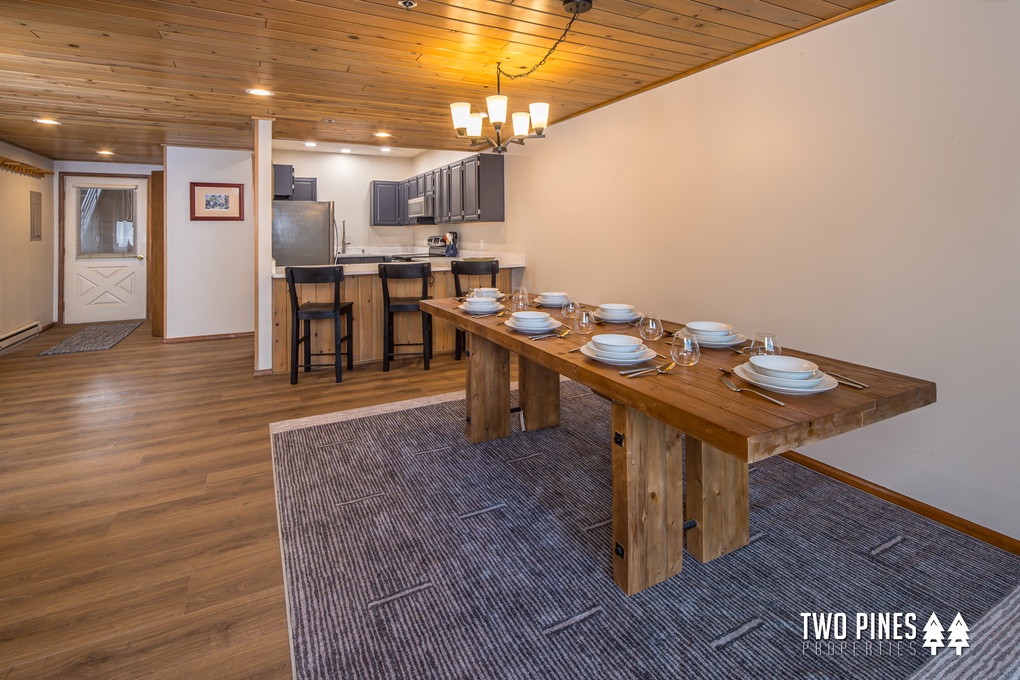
[420,297,937,595]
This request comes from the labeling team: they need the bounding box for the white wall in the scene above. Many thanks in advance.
[271,149,413,251]
[506,0,1020,538]
[165,146,254,339]
[0,141,54,338]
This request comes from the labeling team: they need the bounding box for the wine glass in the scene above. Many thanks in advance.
[560,297,581,321]
[638,314,664,342]
[670,329,700,366]
[749,332,782,356]
[573,308,597,336]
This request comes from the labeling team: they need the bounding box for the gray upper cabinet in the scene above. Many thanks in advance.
[370,153,504,227]
[371,180,401,226]
[273,164,294,199]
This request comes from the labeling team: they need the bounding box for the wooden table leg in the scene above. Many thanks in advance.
[611,402,683,595]
[685,436,749,563]
[517,356,560,432]
[465,333,510,443]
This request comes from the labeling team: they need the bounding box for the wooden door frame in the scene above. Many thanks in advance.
[57,172,154,326]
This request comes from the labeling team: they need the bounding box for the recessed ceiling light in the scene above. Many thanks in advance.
[380,147,392,152]
[33,118,60,125]
[304,142,317,147]
[97,150,114,156]
[245,88,274,96]
[373,132,391,138]
[340,149,352,154]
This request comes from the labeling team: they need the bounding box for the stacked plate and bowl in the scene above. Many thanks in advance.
[505,311,562,334]
[458,292,503,315]
[579,334,657,366]
[683,321,746,348]
[733,355,838,395]
[534,292,569,307]
[594,303,640,323]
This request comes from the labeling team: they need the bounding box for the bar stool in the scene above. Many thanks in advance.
[379,262,433,372]
[450,259,500,361]
[285,266,354,384]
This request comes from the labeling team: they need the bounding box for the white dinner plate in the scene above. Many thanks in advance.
[534,296,568,308]
[693,333,746,348]
[458,303,502,314]
[580,344,657,366]
[594,312,640,323]
[742,361,826,388]
[734,363,837,395]
[505,318,562,333]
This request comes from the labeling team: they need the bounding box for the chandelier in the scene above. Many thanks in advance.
[449,0,593,153]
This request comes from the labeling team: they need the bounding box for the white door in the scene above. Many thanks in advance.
[64,176,148,323]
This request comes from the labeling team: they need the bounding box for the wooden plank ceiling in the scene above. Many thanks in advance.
[0,0,890,165]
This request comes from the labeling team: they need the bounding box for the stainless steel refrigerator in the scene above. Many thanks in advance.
[271,200,335,266]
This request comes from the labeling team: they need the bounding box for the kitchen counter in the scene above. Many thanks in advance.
[271,250,525,277]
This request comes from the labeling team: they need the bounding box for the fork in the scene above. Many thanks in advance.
[719,373,785,406]
[529,327,571,340]
[623,361,676,378]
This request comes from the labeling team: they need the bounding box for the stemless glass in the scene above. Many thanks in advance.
[560,297,581,321]
[749,332,782,356]
[573,308,597,336]
[512,286,528,300]
[511,292,530,313]
[670,329,701,366]
[638,314,664,342]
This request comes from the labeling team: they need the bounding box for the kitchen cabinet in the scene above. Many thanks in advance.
[438,154,504,223]
[370,180,401,226]
[273,164,294,199]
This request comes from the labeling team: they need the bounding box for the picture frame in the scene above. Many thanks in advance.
[190,182,244,221]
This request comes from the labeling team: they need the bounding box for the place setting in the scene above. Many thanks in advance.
[579,333,658,366]
[504,310,568,339]
[457,288,506,317]
[533,291,570,308]
[723,333,840,396]
[682,320,747,349]
[593,303,641,324]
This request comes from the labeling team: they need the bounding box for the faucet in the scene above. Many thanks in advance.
[340,219,352,254]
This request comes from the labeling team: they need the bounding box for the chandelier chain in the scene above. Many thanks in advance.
[496,9,580,82]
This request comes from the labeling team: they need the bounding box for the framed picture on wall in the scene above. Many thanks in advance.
[190,182,244,221]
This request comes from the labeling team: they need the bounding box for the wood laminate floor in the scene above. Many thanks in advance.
[0,322,479,678]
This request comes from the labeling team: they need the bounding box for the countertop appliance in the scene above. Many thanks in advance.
[427,232,457,256]
[272,200,335,267]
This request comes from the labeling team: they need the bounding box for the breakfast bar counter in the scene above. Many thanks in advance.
[421,296,937,595]
[270,256,524,373]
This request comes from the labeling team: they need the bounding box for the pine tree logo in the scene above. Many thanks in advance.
[922,612,945,656]
[946,613,970,655]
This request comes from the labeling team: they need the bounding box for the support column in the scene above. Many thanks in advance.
[517,356,560,432]
[465,333,510,443]
[685,436,749,563]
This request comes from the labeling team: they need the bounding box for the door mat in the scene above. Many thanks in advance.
[39,321,142,355]
[270,383,1020,680]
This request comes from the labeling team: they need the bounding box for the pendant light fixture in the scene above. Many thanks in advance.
[450,0,593,153]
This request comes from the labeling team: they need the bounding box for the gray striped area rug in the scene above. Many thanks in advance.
[39,321,142,355]
[270,382,1020,680]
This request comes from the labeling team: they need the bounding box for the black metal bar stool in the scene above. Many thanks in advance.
[378,262,433,372]
[450,258,500,360]
[285,265,354,384]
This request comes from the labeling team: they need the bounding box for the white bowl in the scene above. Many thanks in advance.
[586,342,648,360]
[749,354,819,380]
[685,321,734,336]
[743,362,825,388]
[510,311,551,327]
[598,303,635,313]
[539,292,568,302]
[464,297,498,306]
[590,334,644,353]
[474,288,500,298]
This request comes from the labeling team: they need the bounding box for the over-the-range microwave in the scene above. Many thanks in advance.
[408,195,434,218]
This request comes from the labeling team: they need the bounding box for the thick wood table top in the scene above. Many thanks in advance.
[422,298,937,463]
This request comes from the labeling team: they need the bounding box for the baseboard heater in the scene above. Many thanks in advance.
[0,322,41,352]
